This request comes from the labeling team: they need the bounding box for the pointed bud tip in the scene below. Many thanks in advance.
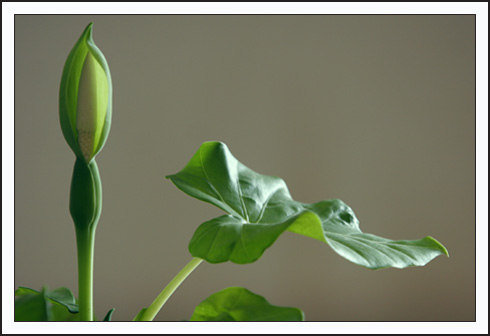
[81,22,94,40]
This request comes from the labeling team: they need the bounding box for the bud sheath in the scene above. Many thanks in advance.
[59,22,112,164]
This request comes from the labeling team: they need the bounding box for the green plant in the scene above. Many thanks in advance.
[15,23,449,322]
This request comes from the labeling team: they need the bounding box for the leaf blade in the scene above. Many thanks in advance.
[14,289,49,321]
[15,286,79,321]
[189,287,304,321]
[168,141,448,269]
[45,287,79,313]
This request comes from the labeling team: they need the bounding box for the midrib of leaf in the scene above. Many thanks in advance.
[346,234,419,261]
[379,242,418,260]
[199,149,241,218]
[236,177,250,222]
[199,147,250,222]
[255,187,287,224]
[204,220,252,262]
[238,228,252,260]
[325,232,424,267]
[324,234,371,264]
[191,223,222,254]
[204,223,229,259]
[196,145,324,230]
[346,235,402,264]
[227,289,245,315]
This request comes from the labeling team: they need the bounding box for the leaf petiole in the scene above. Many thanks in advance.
[138,257,203,321]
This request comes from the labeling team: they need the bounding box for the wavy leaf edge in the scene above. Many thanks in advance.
[167,141,448,269]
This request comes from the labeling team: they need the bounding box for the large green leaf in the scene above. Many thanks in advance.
[15,286,79,321]
[190,287,304,321]
[167,141,448,269]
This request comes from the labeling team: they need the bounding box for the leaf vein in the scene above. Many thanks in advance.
[199,149,241,218]
[345,235,418,263]
[237,176,250,222]
[325,234,371,264]
[256,188,285,224]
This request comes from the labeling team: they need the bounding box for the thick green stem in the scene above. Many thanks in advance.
[70,159,102,321]
[140,257,203,321]
[75,227,96,321]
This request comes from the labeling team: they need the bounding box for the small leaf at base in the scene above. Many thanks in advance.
[103,308,115,321]
[190,287,305,321]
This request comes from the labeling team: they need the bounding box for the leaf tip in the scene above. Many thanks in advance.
[425,235,449,257]
[200,140,229,153]
[103,308,115,321]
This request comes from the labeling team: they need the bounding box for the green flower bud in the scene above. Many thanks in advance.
[59,23,112,163]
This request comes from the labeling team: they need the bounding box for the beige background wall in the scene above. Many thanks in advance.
[15,15,475,321]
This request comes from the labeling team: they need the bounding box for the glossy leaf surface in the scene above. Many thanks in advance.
[15,286,79,321]
[189,287,304,321]
[14,288,49,321]
[167,141,448,269]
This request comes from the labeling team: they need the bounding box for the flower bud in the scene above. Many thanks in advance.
[59,23,112,163]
